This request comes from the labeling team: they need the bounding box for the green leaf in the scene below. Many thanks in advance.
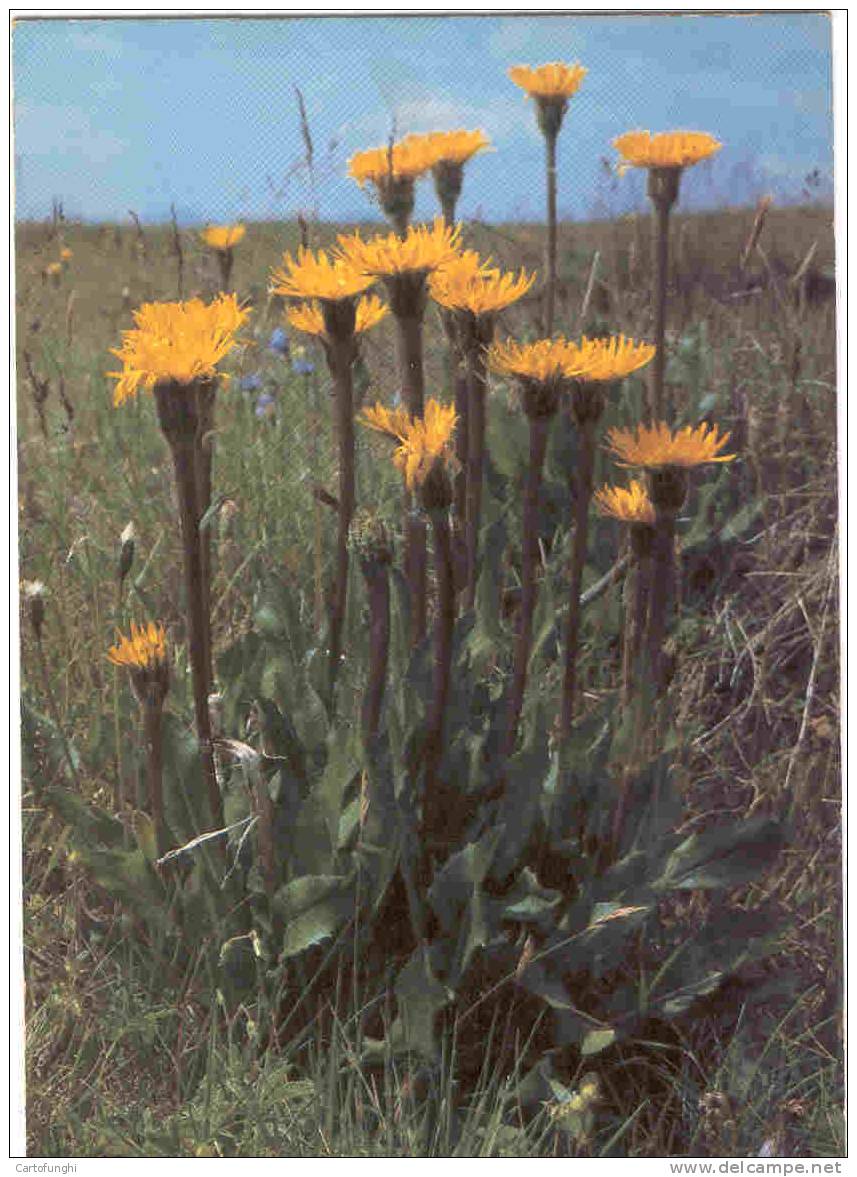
[653,816,783,892]
[274,874,354,958]
[44,785,127,850]
[393,947,453,1061]
[581,1027,615,1056]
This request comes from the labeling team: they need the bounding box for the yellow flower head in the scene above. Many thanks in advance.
[201,223,246,251]
[430,251,534,317]
[508,62,587,100]
[359,400,414,442]
[107,621,168,671]
[337,218,461,278]
[108,293,249,406]
[360,397,457,491]
[594,480,656,525]
[347,137,436,188]
[613,130,722,171]
[44,261,63,277]
[270,246,376,302]
[569,335,656,383]
[487,336,584,385]
[414,128,491,167]
[286,294,389,338]
[606,421,736,468]
[59,247,73,262]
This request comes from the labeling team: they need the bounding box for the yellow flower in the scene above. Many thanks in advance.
[594,480,656,525]
[430,252,534,316]
[286,294,389,338]
[487,337,584,385]
[613,130,722,171]
[359,400,414,442]
[59,247,73,262]
[337,218,461,278]
[44,261,63,277]
[508,62,587,100]
[606,421,736,468]
[201,223,246,251]
[347,138,436,188]
[270,246,376,302]
[360,397,457,491]
[107,293,249,406]
[569,335,656,382]
[410,129,491,167]
[107,621,168,671]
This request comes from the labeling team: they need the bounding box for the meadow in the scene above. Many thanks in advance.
[16,116,840,1158]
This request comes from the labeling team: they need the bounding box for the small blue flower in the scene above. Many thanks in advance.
[255,392,276,419]
[268,327,290,356]
[240,373,263,392]
[292,357,315,375]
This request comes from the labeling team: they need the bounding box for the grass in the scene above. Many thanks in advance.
[17,202,841,1157]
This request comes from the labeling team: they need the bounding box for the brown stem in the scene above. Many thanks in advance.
[163,429,222,829]
[505,413,551,756]
[195,384,215,696]
[254,771,277,897]
[558,419,597,741]
[649,198,671,423]
[544,128,558,336]
[395,310,427,645]
[646,508,677,695]
[217,248,234,292]
[620,526,653,707]
[422,511,456,851]
[464,344,489,611]
[361,561,390,743]
[327,338,356,698]
[143,701,166,855]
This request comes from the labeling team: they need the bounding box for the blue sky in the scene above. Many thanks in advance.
[13,13,834,224]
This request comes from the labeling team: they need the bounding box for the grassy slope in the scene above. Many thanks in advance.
[17,206,841,1157]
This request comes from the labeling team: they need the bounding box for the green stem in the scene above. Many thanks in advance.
[422,511,456,855]
[143,701,166,856]
[327,339,356,700]
[649,198,671,423]
[395,311,428,644]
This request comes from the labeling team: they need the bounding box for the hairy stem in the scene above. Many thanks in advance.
[544,128,558,336]
[361,561,391,743]
[396,311,428,644]
[143,701,166,856]
[327,339,356,700]
[167,435,223,830]
[558,419,597,741]
[505,413,551,756]
[464,344,489,611]
[421,511,456,858]
[649,199,671,423]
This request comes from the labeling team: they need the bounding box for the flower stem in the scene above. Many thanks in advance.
[621,525,653,707]
[464,342,489,611]
[395,311,427,644]
[327,338,356,700]
[646,507,677,694]
[544,127,559,336]
[422,510,456,853]
[194,383,216,696]
[361,560,390,743]
[505,413,551,756]
[157,398,222,831]
[217,248,234,293]
[558,417,597,741]
[646,169,680,422]
[142,700,166,856]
